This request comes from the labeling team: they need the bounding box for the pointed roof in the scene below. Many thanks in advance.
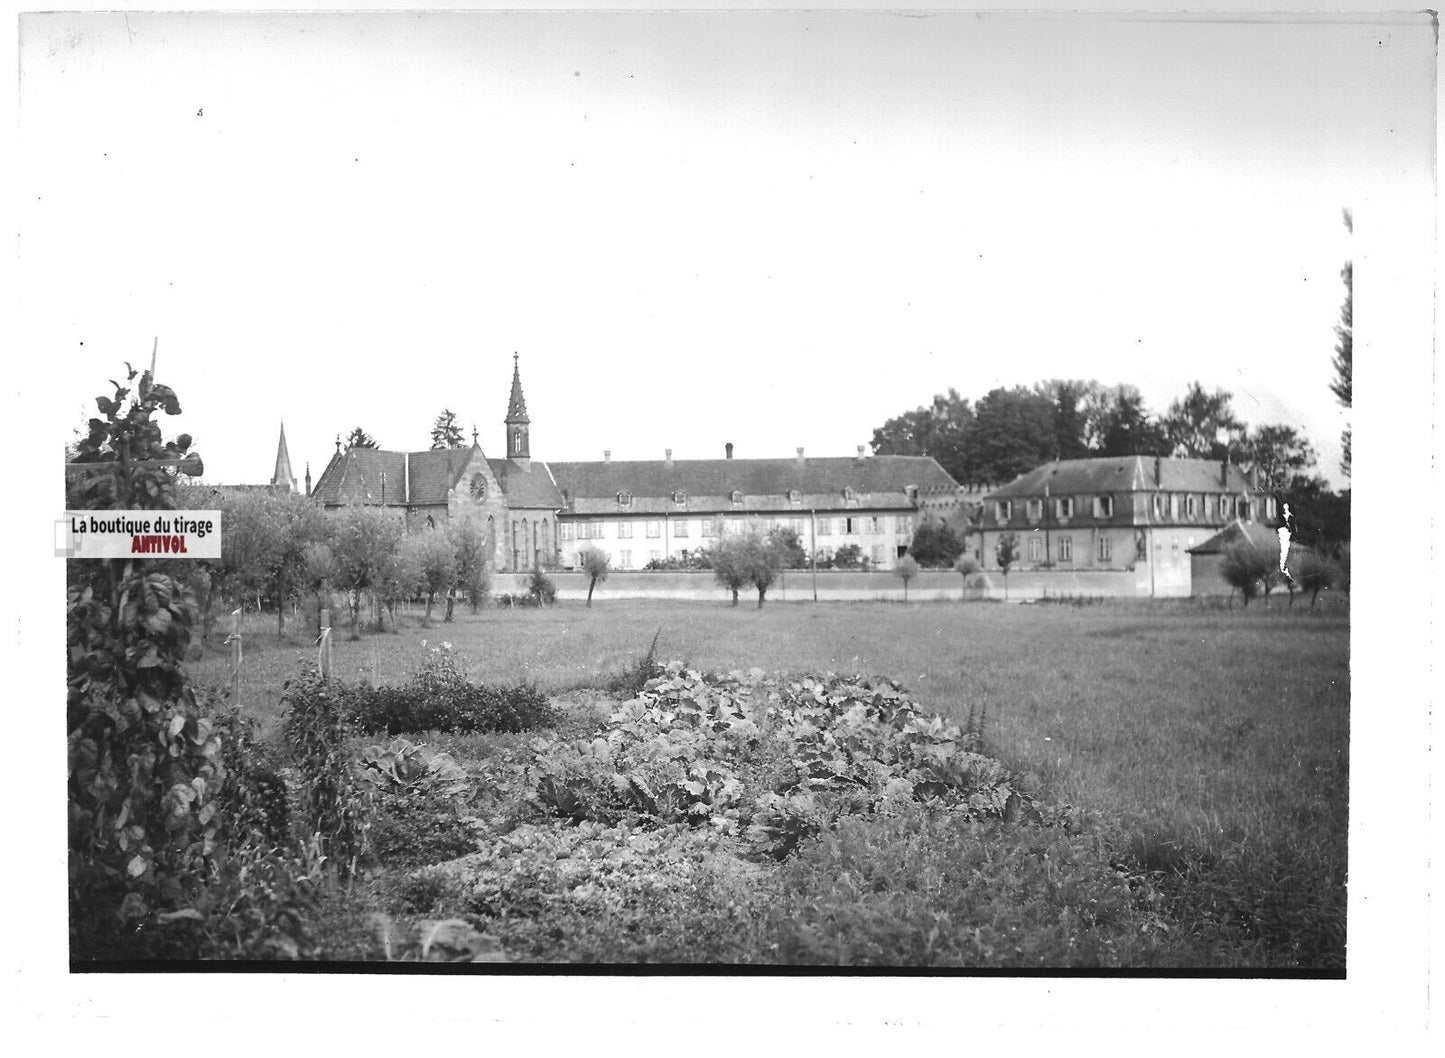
[271,422,297,492]
[505,352,529,424]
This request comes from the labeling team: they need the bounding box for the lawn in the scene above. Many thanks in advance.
[187,593,1349,969]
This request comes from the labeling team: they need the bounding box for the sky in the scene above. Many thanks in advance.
[21,7,1433,490]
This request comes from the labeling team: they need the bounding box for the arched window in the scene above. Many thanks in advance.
[520,518,530,569]
[425,515,436,530]
[541,519,551,567]
[487,515,495,552]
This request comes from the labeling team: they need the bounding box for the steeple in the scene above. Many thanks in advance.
[272,422,297,492]
[504,352,531,466]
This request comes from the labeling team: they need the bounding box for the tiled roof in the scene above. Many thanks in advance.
[311,446,567,509]
[1187,519,1280,555]
[489,459,565,509]
[548,455,958,514]
[985,456,1253,500]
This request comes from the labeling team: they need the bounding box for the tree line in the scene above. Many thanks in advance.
[171,486,491,641]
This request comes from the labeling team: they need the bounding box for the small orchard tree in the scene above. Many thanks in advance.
[1220,542,1274,608]
[995,532,1020,600]
[580,546,610,607]
[430,409,465,450]
[894,554,920,601]
[332,504,403,636]
[300,539,337,632]
[748,533,782,608]
[711,534,752,605]
[408,529,457,624]
[378,535,423,630]
[450,518,490,614]
[1291,548,1336,610]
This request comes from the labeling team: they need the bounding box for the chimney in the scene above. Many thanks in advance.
[1154,456,1162,487]
[604,450,611,463]
[665,448,673,467]
[1220,455,1229,487]
[796,446,805,463]
[725,442,734,460]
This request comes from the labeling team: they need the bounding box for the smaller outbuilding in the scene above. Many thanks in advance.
[1186,519,1285,597]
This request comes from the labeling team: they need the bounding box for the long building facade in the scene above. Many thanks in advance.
[977,455,1280,596]
[308,357,965,572]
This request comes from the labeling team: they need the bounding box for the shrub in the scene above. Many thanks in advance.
[527,568,557,606]
[1290,548,1336,610]
[359,739,479,867]
[1220,543,1275,607]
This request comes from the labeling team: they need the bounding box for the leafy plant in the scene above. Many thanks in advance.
[67,362,225,960]
[527,567,557,606]
[281,669,374,880]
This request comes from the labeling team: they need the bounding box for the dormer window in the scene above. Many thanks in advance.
[1026,498,1043,522]
[1219,495,1232,518]
[1055,497,1074,519]
[617,491,633,507]
[843,486,857,502]
[1151,494,1164,518]
[996,500,1012,522]
[1186,495,1198,518]
[672,490,686,505]
[1094,495,1114,518]
[905,484,919,503]
[788,488,802,504]
[730,490,744,505]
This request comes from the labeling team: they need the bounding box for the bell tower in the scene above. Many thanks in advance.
[504,352,531,468]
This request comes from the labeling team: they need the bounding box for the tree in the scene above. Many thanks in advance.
[214,489,329,637]
[965,387,1057,486]
[954,554,982,594]
[1220,543,1274,608]
[871,389,976,487]
[579,546,610,607]
[1034,379,1096,461]
[995,532,1019,600]
[377,535,423,630]
[430,409,466,450]
[765,526,808,569]
[300,540,337,632]
[748,533,783,608]
[331,504,403,637]
[830,542,868,570]
[711,534,753,605]
[1163,382,1244,460]
[345,427,379,450]
[894,554,920,601]
[1332,211,1352,477]
[1094,389,1171,457]
[450,518,491,614]
[1238,424,1323,494]
[908,516,964,568]
[1289,548,1336,611]
[408,529,457,624]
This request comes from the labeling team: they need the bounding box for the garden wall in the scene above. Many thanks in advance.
[493,566,1156,603]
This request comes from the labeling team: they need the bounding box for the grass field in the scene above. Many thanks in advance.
[191,593,1349,968]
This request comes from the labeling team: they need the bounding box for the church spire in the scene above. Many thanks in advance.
[504,352,531,464]
[272,422,297,492]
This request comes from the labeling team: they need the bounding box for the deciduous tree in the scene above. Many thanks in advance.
[450,518,490,614]
[894,554,920,601]
[1163,382,1244,460]
[908,515,964,568]
[580,546,610,607]
[995,531,1020,600]
[408,529,457,624]
[332,504,403,636]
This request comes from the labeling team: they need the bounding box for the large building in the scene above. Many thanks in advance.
[977,455,1279,596]
[308,357,964,572]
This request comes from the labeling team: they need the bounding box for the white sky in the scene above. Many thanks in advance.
[21,8,1431,488]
